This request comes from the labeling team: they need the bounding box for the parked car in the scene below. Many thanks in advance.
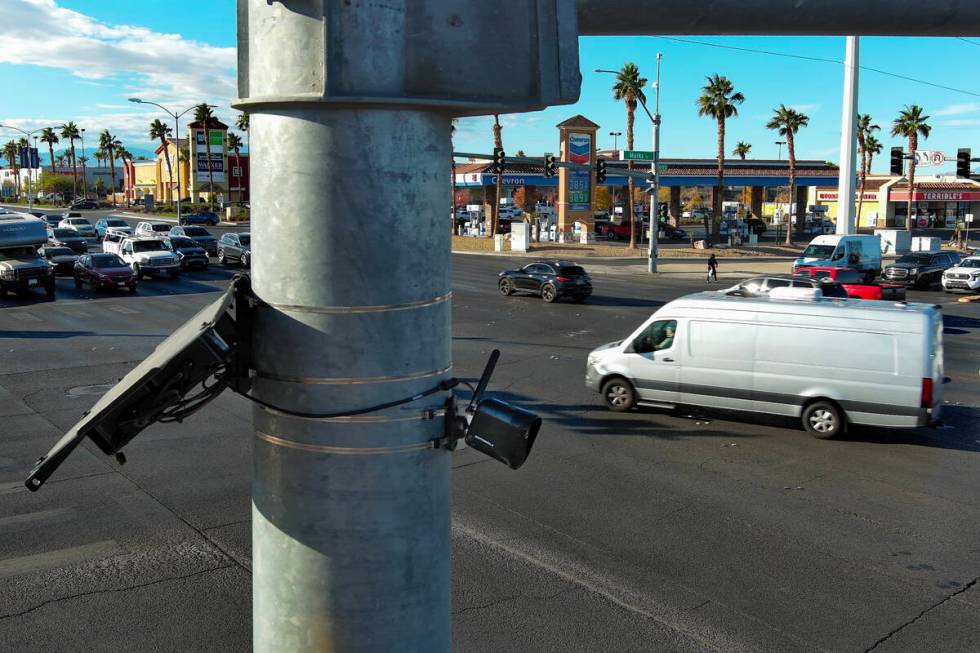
[585,290,944,438]
[135,221,175,238]
[69,199,98,210]
[95,217,132,239]
[73,253,138,292]
[793,266,906,301]
[217,232,251,267]
[792,234,882,282]
[661,225,689,241]
[169,225,217,256]
[43,214,63,228]
[724,274,850,299]
[498,260,592,303]
[882,251,960,288]
[102,233,180,279]
[596,219,641,241]
[941,256,980,293]
[163,236,209,269]
[498,206,523,220]
[38,246,80,274]
[47,228,88,254]
[26,211,46,220]
[178,211,219,226]
[58,216,96,238]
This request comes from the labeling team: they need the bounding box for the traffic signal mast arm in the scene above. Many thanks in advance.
[452,151,655,180]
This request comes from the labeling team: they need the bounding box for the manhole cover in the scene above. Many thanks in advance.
[66,383,116,397]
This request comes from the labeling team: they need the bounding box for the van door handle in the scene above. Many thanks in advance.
[662,357,675,362]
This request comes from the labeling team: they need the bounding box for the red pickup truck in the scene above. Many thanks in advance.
[793,267,906,300]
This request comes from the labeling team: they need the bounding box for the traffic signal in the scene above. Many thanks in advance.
[957,148,972,179]
[543,153,557,177]
[595,158,607,183]
[890,147,904,176]
[492,147,505,174]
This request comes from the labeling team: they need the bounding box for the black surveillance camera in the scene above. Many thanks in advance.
[443,350,541,470]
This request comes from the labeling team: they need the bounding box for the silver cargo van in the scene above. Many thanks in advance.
[585,290,944,438]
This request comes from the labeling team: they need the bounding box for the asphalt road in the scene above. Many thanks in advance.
[0,248,978,652]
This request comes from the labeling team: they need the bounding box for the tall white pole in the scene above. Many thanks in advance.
[836,36,859,234]
[648,52,662,273]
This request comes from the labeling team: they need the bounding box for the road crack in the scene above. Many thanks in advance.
[0,564,235,621]
[454,589,568,616]
[863,575,980,652]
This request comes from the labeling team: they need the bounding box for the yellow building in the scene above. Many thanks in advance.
[131,160,158,202]
[153,138,190,203]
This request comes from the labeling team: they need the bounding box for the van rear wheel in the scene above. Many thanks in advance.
[601,377,636,412]
[802,401,843,439]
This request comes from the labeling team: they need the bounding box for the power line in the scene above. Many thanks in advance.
[653,35,980,99]
[956,37,980,48]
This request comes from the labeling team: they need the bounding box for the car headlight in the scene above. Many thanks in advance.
[587,355,600,367]
[0,269,14,281]
[971,273,980,279]
[910,268,919,275]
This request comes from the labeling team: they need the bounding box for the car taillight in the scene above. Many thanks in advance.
[555,276,571,282]
[920,377,933,409]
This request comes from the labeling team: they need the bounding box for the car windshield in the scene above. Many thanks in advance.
[559,266,586,277]
[91,254,127,268]
[68,218,90,225]
[801,244,836,258]
[170,237,199,248]
[182,227,209,236]
[5,246,39,258]
[106,219,128,227]
[133,240,166,252]
[238,235,250,246]
[151,224,171,232]
[958,258,980,268]
[896,254,932,264]
[52,229,77,238]
[45,248,74,257]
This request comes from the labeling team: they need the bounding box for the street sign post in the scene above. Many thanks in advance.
[620,150,655,161]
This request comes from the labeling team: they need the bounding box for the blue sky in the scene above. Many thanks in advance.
[2,1,979,174]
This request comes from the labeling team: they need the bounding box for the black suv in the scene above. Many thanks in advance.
[169,225,217,255]
[727,274,849,298]
[179,211,219,226]
[883,251,960,288]
[498,260,592,303]
[163,236,210,269]
[218,232,251,267]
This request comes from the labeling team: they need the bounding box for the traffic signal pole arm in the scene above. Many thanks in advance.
[452,152,655,180]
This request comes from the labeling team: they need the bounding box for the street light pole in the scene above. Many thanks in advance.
[609,131,622,151]
[130,99,199,222]
[0,124,53,211]
[775,140,786,160]
[80,129,88,199]
[648,53,662,274]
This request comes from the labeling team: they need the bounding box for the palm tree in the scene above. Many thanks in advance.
[39,127,59,176]
[60,121,81,197]
[855,114,880,228]
[891,105,931,231]
[149,119,175,204]
[98,130,121,205]
[488,114,504,237]
[3,141,19,199]
[766,105,809,245]
[93,148,105,168]
[54,154,65,169]
[697,74,744,246]
[864,135,882,176]
[226,133,243,205]
[193,103,217,206]
[612,62,648,249]
[732,141,752,160]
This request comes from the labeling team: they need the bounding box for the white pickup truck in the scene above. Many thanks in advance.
[102,233,180,279]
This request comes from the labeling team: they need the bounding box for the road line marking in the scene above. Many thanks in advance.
[7,313,41,322]
[0,507,74,529]
[105,305,139,315]
[0,540,123,579]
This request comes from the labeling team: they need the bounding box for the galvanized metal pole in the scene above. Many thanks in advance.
[836,36,859,235]
[648,53,662,273]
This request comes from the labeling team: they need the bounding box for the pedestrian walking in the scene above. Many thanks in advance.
[707,253,718,282]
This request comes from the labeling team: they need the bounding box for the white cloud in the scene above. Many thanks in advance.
[0,1,241,150]
[0,1,236,105]
[934,103,980,117]
[788,103,820,114]
[937,118,980,127]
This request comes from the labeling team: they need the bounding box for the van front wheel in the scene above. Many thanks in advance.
[601,377,636,412]
[802,401,843,439]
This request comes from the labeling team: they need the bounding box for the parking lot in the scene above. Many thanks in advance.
[1,214,979,651]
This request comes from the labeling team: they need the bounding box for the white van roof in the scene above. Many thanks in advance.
[809,233,880,246]
[657,292,938,332]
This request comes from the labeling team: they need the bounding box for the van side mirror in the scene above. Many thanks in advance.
[848,254,859,265]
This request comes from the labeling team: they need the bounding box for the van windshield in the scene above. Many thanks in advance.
[802,244,836,258]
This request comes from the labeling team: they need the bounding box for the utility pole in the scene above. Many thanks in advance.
[609,131,622,151]
[836,36,860,235]
[648,52,662,274]
[235,2,578,651]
